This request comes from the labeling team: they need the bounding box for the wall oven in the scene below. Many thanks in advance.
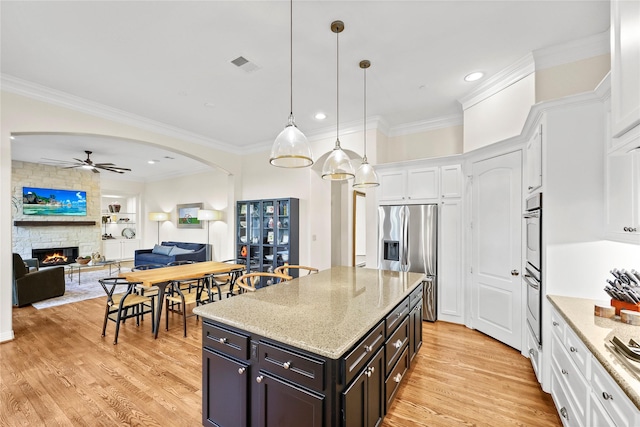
[523,193,542,345]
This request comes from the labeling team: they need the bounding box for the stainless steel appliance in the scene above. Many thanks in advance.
[378,204,437,321]
[523,193,542,345]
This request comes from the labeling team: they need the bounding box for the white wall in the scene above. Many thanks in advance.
[464,74,536,153]
[143,170,232,261]
[384,125,463,163]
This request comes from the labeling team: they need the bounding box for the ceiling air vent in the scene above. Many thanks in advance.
[231,56,260,73]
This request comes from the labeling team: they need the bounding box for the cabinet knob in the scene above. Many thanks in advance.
[219,337,227,344]
[528,348,534,356]
[561,369,568,375]
[602,392,613,401]
[569,346,577,353]
[364,344,373,353]
[560,407,568,420]
[283,361,291,370]
[394,339,403,349]
[511,270,519,276]
[365,367,372,378]
[393,373,402,383]
[238,367,246,375]
[256,375,264,384]
[552,321,559,327]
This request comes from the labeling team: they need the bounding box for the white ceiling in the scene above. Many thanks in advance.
[2,1,610,180]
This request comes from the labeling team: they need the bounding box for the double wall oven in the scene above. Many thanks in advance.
[523,193,542,346]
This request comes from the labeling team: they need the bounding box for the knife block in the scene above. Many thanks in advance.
[611,299,640,316]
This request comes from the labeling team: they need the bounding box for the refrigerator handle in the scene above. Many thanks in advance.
[402,206,409,267]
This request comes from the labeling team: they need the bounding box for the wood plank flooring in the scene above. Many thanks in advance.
[1,296,560,426]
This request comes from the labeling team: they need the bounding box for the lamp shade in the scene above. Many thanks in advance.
[321,141,355,180]
[270,114,313,168]
[197,209,222,221]
[148,212,169,221]
[353,160,380,188]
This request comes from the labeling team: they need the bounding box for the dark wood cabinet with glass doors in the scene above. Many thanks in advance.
[236,198,299,285]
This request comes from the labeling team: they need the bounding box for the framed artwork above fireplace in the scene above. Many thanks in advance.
[23,186,87,216]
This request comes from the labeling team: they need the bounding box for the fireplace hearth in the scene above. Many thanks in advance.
[32,246,79,266]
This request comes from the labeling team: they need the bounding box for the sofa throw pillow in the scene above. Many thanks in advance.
[152,244,174,256]
[170,246,195,255]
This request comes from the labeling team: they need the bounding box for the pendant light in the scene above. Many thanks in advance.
[270,0,313,168]
[353,60,379,188]
[321,20,355,181]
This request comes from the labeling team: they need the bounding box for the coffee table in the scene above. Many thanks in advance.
[66,260,121,284]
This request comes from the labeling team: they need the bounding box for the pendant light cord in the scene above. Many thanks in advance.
[363,65,367,160]
[336,27,340,146]
[289,0,293,116]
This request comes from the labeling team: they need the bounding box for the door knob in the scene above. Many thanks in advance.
[511,270,520,276]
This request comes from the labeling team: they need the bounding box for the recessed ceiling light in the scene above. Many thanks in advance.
[464,72,484,82]
[315,112,326,120]
[10,136,15,140]
[148,160,157,164]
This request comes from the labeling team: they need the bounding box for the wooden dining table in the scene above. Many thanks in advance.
[120,261,245,338]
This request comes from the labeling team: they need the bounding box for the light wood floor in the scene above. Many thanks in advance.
[1,296,560,426]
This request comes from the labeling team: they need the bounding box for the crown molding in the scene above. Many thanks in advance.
[1,74,241,154]
[458,53,535,110]
[388,114,463,137]
[533,30,610,71]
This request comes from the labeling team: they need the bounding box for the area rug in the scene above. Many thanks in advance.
[32,268,116,309]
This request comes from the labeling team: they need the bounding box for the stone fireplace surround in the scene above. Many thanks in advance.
[12,161,102,261]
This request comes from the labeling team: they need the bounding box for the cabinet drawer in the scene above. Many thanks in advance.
[551,364,583,427]
[550,333,588,420]
[385,317,409,377]
[588,392,616,427]
[258,341,325,393]
[385,297,410,336]
[564,326,589,378]
[385,347,409,412]
[409,284,423,309]
[591,356,639,427]
[203,321,250,360]
[343,321,385,385]
[550,307,565,340]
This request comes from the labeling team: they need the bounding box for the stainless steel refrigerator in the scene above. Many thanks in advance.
[378,204,437,321]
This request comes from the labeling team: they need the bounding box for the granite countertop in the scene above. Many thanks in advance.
[193,266,425,359]
[548,295,640,410]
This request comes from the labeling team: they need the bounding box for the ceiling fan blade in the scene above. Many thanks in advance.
[97,165,129,173]
[62,165,83,169]
[91,167,100,173]
[73,158,86,163]
[94,162,115,166]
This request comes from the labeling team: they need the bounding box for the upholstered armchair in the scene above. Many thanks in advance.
[13,253,65,307]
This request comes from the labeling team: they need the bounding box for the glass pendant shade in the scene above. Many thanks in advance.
[353,157,379,188]
[322,140,355,180]
[270,114,313,168]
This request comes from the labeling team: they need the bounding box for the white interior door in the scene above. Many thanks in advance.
[471,150,522,349]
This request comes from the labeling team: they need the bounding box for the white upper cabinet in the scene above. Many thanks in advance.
[611,0,640,137]
[379,165,462,205]
[379,170,407,203]
[440,165,463,199]
[407,167,439,201]
[606,126,640,244]
[526,125,542,194]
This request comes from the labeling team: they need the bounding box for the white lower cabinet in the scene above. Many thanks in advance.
[526,324,541,384]
[549,305,640,426]
[591,356,639,427]
[102,239,140,261]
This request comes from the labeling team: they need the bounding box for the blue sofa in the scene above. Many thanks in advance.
[134,241,209,266]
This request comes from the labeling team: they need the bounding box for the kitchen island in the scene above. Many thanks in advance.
[193,266,425,427]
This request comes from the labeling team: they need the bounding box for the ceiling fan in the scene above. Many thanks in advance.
[43,150,131,174]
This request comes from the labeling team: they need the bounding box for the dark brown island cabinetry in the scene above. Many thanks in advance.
[199,268,424,427]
